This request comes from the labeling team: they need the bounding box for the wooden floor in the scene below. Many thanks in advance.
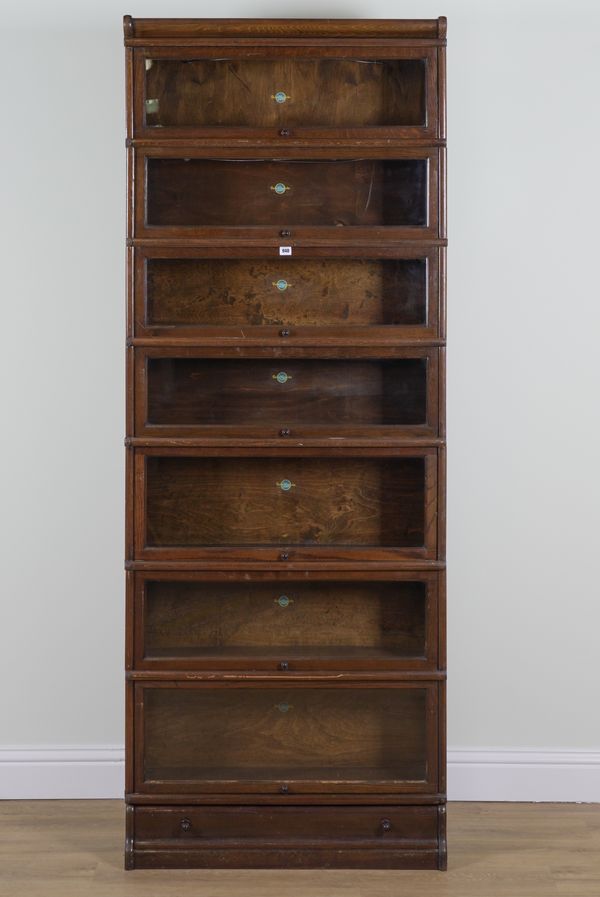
[0,802,598,896]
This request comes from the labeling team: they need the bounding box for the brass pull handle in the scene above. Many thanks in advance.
[277,479,295,492]
[270,182,291,195]
[272,91,290,104]
[275,595,294,608]
[272,371,292,384]
[272,279,292,291]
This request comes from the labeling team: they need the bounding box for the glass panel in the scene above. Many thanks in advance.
[144,581,427,662]
[146,159,427,227]
[143,687,428,784]
[146,258,427,328]
[145,457,425,548]
[144,58,426,128]
[146,359,427,427]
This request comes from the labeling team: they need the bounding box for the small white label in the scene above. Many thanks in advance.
[279,246,292,256]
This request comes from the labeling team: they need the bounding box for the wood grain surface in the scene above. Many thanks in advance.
[125,17,447,41]
[143,580,426,654]
[145,358,427,426]
[125,15,448,871]
[144,58,426,128]
[145,257,427,328]
[146,159,427,227]
[145,457,426,548]
[141,685,427,781]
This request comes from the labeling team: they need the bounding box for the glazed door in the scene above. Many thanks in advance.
[133,246,444,343]
[135,681,440,794]
[134,447,440,563]
[134,146,443,242]
[135,347,439,439]
[133,572,441,672]
[134,46,440,140]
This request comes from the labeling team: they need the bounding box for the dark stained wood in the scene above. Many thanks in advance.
[133,244,445,345]
[146,158,427,227]
[135,574,438,671]
[146,257,427,327]
[131,804,440,868]
[125,15,447,870]
[145,359,427,424]
[133,43,441,143]
[125,17,447,41]
[144,582,425,652]
[128,669,445,682]
[144,457,426,548]
[136,681,437,794]
[133,447,439,582]
[144,58,426,128]
[133,144,442,243]
[130,846,440,869]
[136,350,438,438]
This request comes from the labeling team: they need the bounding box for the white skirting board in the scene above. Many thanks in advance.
[0,747,599,801]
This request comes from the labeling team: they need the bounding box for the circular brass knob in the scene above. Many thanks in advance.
[279,128,291,137]
[381,818,392,833]
[279,428,291,438]
[279,328,290,337]
[180,817,192,832]
[280,229,291,237]
[280,552,289,560]
[280,784,289,794]
[279,661,289,671]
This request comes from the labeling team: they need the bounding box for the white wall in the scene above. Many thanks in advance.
[1,0,599,797]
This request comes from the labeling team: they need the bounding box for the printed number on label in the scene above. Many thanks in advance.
[279,246,292,256]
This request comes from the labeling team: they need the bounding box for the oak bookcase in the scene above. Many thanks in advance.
[124,15,447,870]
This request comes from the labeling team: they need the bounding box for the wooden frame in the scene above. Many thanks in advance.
[130,569,442,672]
[131,45,440,143]
[133,345,440,440]
[132,679,440,795]
[132,445,440,564]
[132,144,444,243]
[129,244,445,345]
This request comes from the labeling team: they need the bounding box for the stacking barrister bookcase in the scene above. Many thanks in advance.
[124,16,447,870]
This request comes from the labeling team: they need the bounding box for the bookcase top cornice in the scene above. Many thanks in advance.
[123,16,447,44]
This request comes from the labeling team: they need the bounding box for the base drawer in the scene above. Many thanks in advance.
[128,804,444,869]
